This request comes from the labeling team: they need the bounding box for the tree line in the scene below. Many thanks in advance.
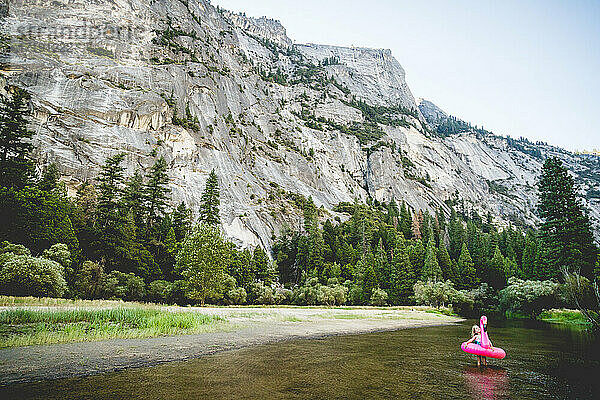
[0,87,598,316]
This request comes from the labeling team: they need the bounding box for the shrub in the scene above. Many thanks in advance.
[102,271,146,301]
[467,283,499,317]
[0,241,31,258]
[0,254,67,297]
[75,261,105,299]
[414,280,456,308]
[148,280,173,304]
[250,281,276,305]
[498,277,560,318]
[370,288,388,306]
[43,243,73,284]
[168,280,189,305]
[42,243,71,268]
[292,278,348,306]
[225,286,247,305]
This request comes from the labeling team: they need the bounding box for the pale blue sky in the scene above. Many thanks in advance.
[213,0,600,151]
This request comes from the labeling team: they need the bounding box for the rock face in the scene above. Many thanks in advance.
[1,0,598,250]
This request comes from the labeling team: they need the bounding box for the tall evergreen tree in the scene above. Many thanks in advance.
[389,236,415,304]
[0,88,34,189]
[537,157,597,279]
[437,243,453,282]
[122,170,144,228]
[411,210,423,240]
[448,210,464,260]
[422,236,443,281]
[399,201,412,239]
[198,169,220,226]
[408,240,425,279]
[485,246,507,289]
[522,230,538,279]
[96,153,126,229]
[172,201,192,241]
[361,258,378,304]
[457,243,477,289]
[38,163,61,192]
[144,157,171,230]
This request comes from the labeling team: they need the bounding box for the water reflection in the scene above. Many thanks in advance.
[463,366,509,400]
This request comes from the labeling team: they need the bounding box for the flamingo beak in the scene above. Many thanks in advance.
[482,323,487,332]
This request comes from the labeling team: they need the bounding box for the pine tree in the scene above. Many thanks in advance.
[172,201,192,241]
[399,201,412,239]
[537,157,597,279]
[198,169,220,226]
[422,236,443,281]
[437,243,453,282]
[457,243,477,289]
[122,170,144,228]
[0,88,34,188]
[593,256,600,283]
[448,210,464,260]
[38,163,60,192]
[408,240,425,278]
[96,153,126,229]
[374,238,390,288]
[144,157,171,230]
[485,246,506,289]
[522,230,537,279]
[252,247,274,285]
[389,236,415,304]
[362,259,378,304]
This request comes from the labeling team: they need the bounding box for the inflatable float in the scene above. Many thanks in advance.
[461,316,506,359]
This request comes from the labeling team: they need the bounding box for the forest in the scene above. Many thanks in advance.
[1,88,599,323]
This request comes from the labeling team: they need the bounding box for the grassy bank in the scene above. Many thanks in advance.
[0,307,227,348]
[538,309,591,326]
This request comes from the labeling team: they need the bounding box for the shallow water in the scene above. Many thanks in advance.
[2,320,599,399]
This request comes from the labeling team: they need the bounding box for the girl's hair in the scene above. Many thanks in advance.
[471,325,479,336]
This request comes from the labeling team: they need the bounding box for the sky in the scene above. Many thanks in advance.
[212,0,600,151]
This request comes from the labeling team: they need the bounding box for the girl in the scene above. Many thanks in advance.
[465,325,485,367]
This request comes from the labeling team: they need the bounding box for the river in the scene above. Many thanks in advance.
[2,320,599,399]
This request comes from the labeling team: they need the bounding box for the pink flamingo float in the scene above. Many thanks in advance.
[461,316,506,359]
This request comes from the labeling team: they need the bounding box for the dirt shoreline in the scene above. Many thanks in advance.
[0,307,463,386]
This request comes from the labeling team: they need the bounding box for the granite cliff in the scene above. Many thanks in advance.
[1,0,598,250]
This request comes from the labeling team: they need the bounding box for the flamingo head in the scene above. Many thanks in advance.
[480,315,488,332]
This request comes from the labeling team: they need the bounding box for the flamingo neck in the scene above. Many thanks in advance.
[480,319,490,348]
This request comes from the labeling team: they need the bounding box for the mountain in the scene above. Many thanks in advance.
[1,0,598,250]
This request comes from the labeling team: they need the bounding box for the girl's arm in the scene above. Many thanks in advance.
[465,336,475,344]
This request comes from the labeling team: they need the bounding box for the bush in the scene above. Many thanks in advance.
[225,286,247,305]
[0,254,67,297]
[414,280,473,314]
[347,282,363,306]
[292,278,348,306]
[0,241,31,258]
[148,280,173,304]
[75,260,104,299]
[102,271,145,301]
[42,243,74,286]
[370,288,388,306]
[168,280,189,305]
[250,281,276,305]
[42,243,71,268]
[498,277,560,318]
[467,283,499,317]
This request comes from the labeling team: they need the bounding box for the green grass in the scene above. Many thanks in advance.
[0,308,227,348]
[538,309,591,326]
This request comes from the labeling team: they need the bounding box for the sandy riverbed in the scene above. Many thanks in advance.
[0,306,463,385]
